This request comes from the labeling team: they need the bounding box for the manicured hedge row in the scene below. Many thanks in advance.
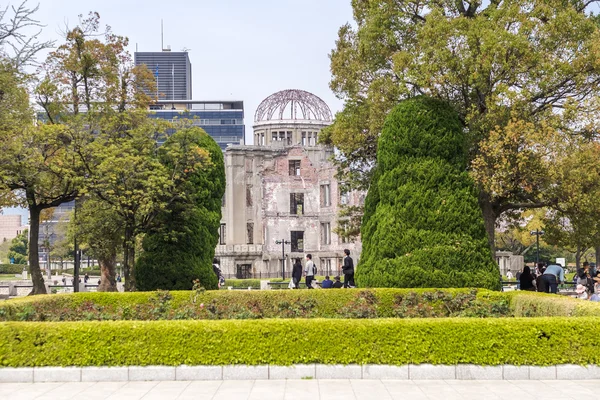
[0,264,26,274]
[1,288,598,321]
[222,279,261,289]
[0,318,598,367]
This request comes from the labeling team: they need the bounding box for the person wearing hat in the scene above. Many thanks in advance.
[332,276,344,288]
[576,284,589,300]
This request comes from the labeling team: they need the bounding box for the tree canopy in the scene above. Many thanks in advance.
[325,0,600,249]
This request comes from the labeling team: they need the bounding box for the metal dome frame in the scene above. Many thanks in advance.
[254,89,333,123]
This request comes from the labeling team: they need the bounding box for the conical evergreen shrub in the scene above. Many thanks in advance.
[357,96,501,290]
[135,128,225,291]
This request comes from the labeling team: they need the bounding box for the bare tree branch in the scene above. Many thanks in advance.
[0,1,54,68]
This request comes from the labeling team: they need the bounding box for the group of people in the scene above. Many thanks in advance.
[514,262,565,293]
[573,262,600,301]
[515,261,600,300]
[291,249,355,289]
[211,249,356,289]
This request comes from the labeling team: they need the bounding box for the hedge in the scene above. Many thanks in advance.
[0,264,26,274]
[1,288,599,321]
[0,317,599,367]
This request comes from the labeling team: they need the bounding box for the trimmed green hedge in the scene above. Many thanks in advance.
[1,288,599,321]
[222,279,261,289]
[0,318,598,367]
[0,264,26,274]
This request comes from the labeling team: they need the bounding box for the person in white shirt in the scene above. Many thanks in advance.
[506,270,513,280]
[304,254,315,289]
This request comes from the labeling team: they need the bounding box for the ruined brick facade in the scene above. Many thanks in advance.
[214,90,363,279]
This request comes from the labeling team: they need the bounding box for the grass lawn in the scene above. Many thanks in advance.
[0,274,24,281]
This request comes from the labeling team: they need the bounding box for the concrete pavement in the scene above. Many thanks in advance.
[0,379,596,400]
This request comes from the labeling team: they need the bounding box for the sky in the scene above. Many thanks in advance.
[31,0,354,137]
[2,0,355,221]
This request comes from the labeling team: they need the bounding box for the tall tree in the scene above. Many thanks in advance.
[37,12,157,291]
[326,0,600,250]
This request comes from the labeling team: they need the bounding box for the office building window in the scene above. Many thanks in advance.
[290,193,304,215]
[219,224,226,245]
[246,186,253,207]
[301,132,307,146]
[320,184,331,207]
[247,222,254,245]
[291,231,304,252]
[321,222,331,245]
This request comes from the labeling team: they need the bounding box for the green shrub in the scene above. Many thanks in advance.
[1,288,596,322]
[0,264,26,274]
[222,279,261,289]
[135,128,225,291]
[358,97,500,290]
[1,317,599,367]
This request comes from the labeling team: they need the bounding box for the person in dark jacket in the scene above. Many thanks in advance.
[519,266,535,291]
[292,258,303,289]
[321,275,333,289]
[342,249,355,288]
[332,276,344,288]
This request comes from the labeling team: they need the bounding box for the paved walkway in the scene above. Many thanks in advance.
[0,379,596,399]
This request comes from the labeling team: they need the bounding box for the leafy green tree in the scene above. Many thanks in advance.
[7,229,28,265]
[326,0,600,249]
[71,197,123,291]
[0,113,83,294]
[358,97,500,290]
[135,127,225,291]
[37,12,158,291]
[543,143,600,268]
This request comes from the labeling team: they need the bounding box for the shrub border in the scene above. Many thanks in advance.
[1,318,599,367]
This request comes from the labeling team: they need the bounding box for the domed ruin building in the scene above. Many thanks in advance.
[216,89,363,279]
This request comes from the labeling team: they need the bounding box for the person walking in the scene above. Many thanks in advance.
[542,263,565,294]
[305,254,316,289]
[292,258,303,289]
[212,258,223,288]
[342,249,355,288]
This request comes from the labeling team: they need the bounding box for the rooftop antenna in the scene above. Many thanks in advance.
[161,19,164,51]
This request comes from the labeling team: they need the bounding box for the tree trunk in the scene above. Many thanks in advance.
[478,191,497,256]
[28,206,47,295]
[576,246,582,269]
[123,226,135,291]
[98,252,117,292]
[595,245,600,269]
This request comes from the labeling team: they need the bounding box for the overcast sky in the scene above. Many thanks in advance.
[32,0,354,137]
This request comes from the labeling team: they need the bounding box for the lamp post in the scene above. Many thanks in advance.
[274,239,291,279]
[530,229,545,264]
